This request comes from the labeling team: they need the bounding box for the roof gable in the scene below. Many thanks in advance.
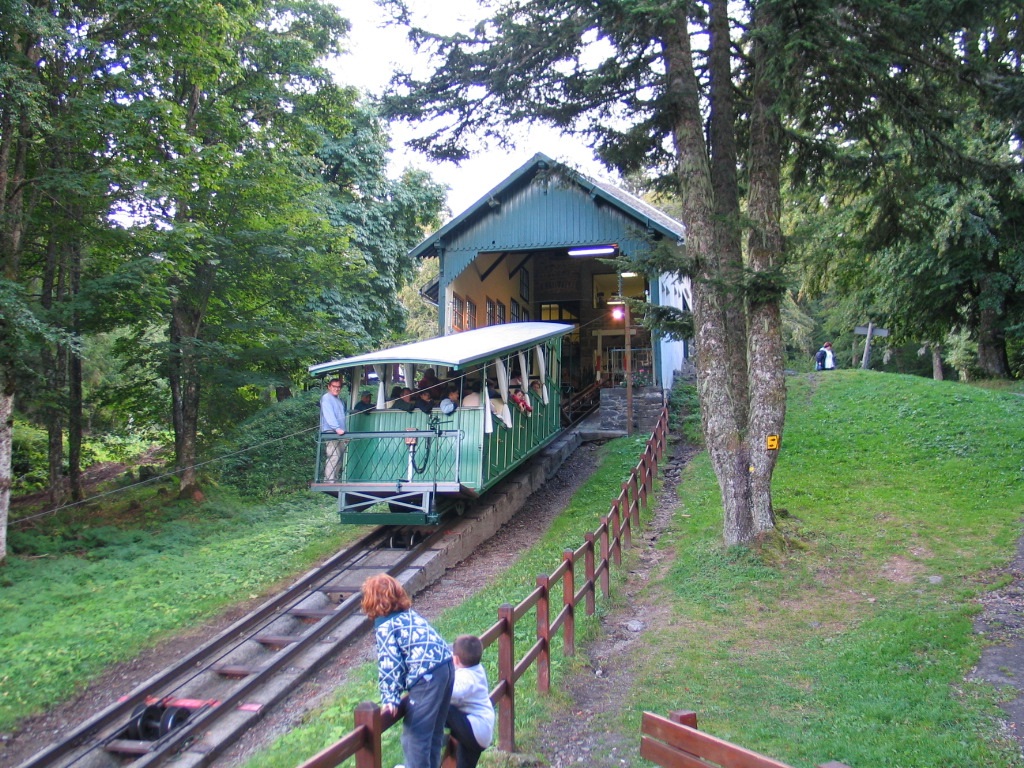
[409,153,686,262]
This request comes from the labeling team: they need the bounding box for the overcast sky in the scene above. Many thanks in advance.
[328,0,614,218]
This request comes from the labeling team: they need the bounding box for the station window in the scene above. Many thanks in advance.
[510,299,521,323]
[466,299,478,329]
[452,294,465,330]
[486,298,496,326]
[520,268,530,302]
[496,301,506,324]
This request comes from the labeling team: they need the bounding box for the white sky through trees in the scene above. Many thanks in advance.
[330,0,614,218]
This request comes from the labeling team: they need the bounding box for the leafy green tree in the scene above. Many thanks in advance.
[102,0,353,497]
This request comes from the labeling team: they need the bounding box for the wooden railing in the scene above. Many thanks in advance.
[641,711,852,768]
[296,408,669,768]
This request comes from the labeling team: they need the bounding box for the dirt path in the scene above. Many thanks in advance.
[970,535,1024,754]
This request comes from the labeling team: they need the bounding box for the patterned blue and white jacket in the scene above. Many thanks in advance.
[374,609,452,706]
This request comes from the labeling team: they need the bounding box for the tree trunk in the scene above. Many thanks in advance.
[931,346,944,381]
[275,385,293,401]
[68,241,83,501]
[41,237,66,506]
[977,305,1009,378]
[707,0,748,430]
[663,10,758,547]
[744,0,787,536]
[169,296,203,498]
[0,371,13,565]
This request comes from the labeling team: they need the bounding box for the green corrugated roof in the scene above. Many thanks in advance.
[409,153,686,260]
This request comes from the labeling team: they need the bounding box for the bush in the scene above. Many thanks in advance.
[11,420,48,493]
[216,390,321,498]
[668,378,702,445]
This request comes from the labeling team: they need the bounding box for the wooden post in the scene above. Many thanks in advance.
[629,475,641,524]
[610,502,622,565]
[584,533,596,615]
[599,518,610,598]
[625,302,633,436]
[536,575,551,693]
[354,702,382,768]
[497,603,516,752]
[860,321,874,369]
[620,486,632,548]
[668,710,698,728]
[562,549,575,657]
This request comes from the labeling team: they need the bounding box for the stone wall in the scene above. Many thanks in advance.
[598,386,665,434]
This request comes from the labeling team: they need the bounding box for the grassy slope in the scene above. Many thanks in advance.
[629,370,1024,767]
[0,491,361,732]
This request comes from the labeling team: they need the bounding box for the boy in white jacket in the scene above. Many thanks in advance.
[445,635,495,768]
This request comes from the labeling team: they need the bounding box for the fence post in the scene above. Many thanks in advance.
[497,603,516,753]
[354,701,382,768]
[620,485,632,548]
[536,574,551,693]
[632,465,645,518]
[599,518,610,598]
[668,710,698,728]
[562,549,575,657]
[584,533,596,616]
[610,501,622,566]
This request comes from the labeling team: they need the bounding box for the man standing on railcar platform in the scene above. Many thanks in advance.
[320,378,347,481]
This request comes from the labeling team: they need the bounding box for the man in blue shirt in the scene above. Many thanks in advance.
[320,378,347,481]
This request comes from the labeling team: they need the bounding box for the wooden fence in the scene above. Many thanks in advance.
[641,710,851,768]
[296,406,670,768]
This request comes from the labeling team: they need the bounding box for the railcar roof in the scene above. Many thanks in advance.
[309,322,574,377]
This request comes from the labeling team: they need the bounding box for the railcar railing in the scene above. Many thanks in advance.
[296,406,670,768]
[314,425,464,487]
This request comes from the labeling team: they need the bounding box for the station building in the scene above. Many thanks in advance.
[410,153,692,403]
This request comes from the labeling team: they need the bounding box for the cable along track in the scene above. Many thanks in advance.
[18,523,453,768]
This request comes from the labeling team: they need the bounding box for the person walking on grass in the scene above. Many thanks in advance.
[815,341,835,371]
[445,634,495,768]
[362,573,454,768]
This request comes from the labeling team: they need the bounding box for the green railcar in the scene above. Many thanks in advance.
[309,322,572,525]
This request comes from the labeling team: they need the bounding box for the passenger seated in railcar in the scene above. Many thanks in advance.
[414,389,436,414]
[386,385,403,408]
[529,379,544,406]
[391,388,416,412]
[461,381,483,407]
[353,391,375,413]
[439,386,460,415]
[418,368,445,400]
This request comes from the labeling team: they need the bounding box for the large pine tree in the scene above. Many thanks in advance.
[381,0,1019,545]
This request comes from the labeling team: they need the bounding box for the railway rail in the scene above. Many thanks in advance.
[17,523,456,768]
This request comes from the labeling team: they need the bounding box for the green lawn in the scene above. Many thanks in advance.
[627,371,1024,767]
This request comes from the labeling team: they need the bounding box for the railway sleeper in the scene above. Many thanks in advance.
[104,739,154,756]
[213,663,263,678]
[254,633,304,650]
[288,607,338,622]
[320,587,352,602]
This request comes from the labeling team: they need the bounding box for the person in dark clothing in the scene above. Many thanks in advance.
[415,390,435,414]
[392,388,416,412]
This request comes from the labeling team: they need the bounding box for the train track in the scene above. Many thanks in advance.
[18,523,456,768]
